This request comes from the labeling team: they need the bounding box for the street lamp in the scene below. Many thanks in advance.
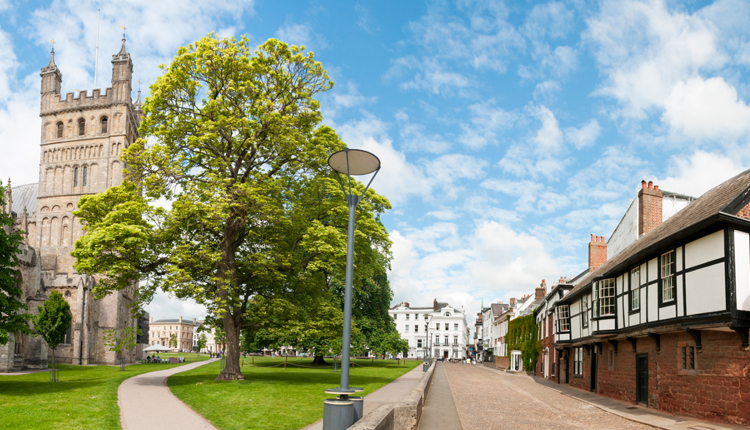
[423,314,432,369]
[323,148,381,430]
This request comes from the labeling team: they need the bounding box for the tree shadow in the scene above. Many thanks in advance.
[0,379,107,396]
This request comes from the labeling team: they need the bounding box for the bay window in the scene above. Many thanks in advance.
[556,305,570,332]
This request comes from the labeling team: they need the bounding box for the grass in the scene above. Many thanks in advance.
[168,357,420,430]
[0,352,210,430]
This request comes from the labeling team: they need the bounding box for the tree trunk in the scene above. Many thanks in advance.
[312,353,328,365]
[50,348,56,383]
[215,313,245,381]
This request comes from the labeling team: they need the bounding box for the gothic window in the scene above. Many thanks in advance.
[63,323,72,344]
[57,122,63,138]
[73,167,79,187]
[78,119,85,136]
[101,117,108,133]
[82,166,88,186]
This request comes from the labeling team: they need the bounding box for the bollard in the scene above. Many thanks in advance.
[423,363,429,372]
[323,398,354,430]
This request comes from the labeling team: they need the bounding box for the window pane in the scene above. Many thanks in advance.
[662,251,675,302]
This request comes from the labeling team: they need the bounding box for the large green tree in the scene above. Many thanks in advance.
[33,291,71,382]
[0,181,31,346]
[73,34,391,380]
[103,326,141,370]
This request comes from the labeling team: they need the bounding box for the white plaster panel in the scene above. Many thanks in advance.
[648,258,658,282]
[572,317,580,339]
[599,318,615,331]
[676,246,683,272]
[677,274,684,317]
[608,199,637,260]
[648,283,658,322]
[686,262,726,315]
[629,313,639,326]
[660,305,675,320]
[685,230,724,269]
[734,230,750,312]
[616,275,624,295]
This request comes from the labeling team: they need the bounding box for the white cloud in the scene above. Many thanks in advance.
[275,23,326,49]
[387,56,470,95]
[662,77,750,140]
[0,26,16,100]
[659,150,746,197]
[396,111,451,154]
[522,1,575,41]
[145,290,207,321]
[564,119,601,149]
[458,99,517,149]
[355,4,378,34]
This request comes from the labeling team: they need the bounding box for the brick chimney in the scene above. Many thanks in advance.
[589,234,607,272]
[510,297,516,307]
[404,302,410,308]
[535,279,547,299]
[638,180,663,236]
[433,298,438,311]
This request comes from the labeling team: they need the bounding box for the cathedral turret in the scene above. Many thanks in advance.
[40,49,62,110]
[111,38,133,102]
[134,89,144,125]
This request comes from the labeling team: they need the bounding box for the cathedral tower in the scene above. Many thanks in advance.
[30,39,142,365]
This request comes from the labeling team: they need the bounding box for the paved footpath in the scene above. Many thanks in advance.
[119,358,219,430]
[417,361,462,430]
[303,362,426,430]
[444,363,655,430]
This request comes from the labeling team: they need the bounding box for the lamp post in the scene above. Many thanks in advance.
[323,148,381,430]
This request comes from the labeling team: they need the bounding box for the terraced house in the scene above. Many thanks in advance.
[552,175,750,426]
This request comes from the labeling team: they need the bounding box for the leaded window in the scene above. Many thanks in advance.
[662,251,676,302]
[73,167,79,187]
[574,347,583,375]
[82,166,88,186]
[57,122,63,138]
[557,305,570,332]
[582,297,589,327]
[631,267,641,310]
[78,119,85,136]
[599,279,616,316]
[101,117,108,133]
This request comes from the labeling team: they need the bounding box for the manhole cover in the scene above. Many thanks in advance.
[626,407,639,410]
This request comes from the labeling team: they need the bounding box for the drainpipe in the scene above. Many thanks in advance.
[78,284,87,365]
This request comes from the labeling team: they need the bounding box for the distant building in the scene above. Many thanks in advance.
[389,299,470,360]
[148,316,198,351]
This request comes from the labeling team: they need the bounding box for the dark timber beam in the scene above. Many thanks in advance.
[686,328,702,351]
[647,332,661,352]
[731,326,749,348]
[626,337,637,353]
[608,339,618,354]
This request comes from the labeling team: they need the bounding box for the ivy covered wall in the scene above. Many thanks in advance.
[506,313,540,371]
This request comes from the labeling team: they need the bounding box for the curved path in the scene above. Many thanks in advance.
[118,358,219,430]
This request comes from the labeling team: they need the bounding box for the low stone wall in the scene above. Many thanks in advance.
[349,362,436,430]
[494,356,509,370]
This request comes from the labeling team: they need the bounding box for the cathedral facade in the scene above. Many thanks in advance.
[1,39,143,370]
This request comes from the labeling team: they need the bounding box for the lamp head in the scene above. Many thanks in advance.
[328,149,380,176]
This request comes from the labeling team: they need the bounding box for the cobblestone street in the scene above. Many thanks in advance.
[443,363,656,430]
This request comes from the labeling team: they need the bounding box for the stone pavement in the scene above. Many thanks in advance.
[118,358,219,430]
[417,361,463,430]
[303,362,426,430]
[445,362,655,429]
[528,370,747,430]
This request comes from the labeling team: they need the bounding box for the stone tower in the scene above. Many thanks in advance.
[29,39,142,365]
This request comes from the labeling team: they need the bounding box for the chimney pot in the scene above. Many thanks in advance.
[648,181,653,189]
[590,233,595,242]
[642,180,647,188]
[589,233,608,272]
[654,185,659,191]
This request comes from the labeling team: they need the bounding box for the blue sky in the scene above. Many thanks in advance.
[2,0,750,323]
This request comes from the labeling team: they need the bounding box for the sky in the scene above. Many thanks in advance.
[3,0,750,325]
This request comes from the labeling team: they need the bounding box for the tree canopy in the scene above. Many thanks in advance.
[33,291,71,382]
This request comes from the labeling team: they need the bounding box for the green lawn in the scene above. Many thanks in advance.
[0,352,210,430]
[168,357,420,430]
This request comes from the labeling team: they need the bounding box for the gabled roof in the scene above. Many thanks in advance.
[561,168,750,303]
[491,303,509,315]
[11,183,38,215]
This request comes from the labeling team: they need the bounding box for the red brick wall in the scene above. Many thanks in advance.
[495,356,509,369]
[737,201,750,220]
[578,331,750,426]
[638,181,663,236]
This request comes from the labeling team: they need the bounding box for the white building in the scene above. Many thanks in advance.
[389,299,470,360]
[478,301,509,361]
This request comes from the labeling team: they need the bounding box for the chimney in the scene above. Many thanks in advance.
[433,298,438,311]
[193,318,196,324]
[404,302,410,308]
[638,179,663,236]
[559,276,565,284]
[589,234,607,272]
[179,316,183,324]
[535,279,547,299]
[496,300,503,304]
[150,316,153,323]
[510,297,516,307]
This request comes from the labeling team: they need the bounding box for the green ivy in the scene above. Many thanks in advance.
[506,312,539,371]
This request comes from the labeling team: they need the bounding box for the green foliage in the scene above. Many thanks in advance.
[0,181,31,345]
[33,291,71,381]
[71,34,392,380]
[102,326,142,370]
[506,313,539,371]
[197,333,207,352]
[169,333,178,349]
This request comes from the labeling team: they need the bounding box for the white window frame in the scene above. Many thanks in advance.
[574,347,583,376]
[557,305,570,332]
[595,279,616,317]
[582,297,589,327]
[630,267,641,311]
[405,325,409,333]
[661,251,675,303]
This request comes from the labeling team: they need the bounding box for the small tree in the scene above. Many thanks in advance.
[197,333,207,354]
[33,291,71,382]
[169,333,177,350]
[103,326,142,370]
[0,180,31,345]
